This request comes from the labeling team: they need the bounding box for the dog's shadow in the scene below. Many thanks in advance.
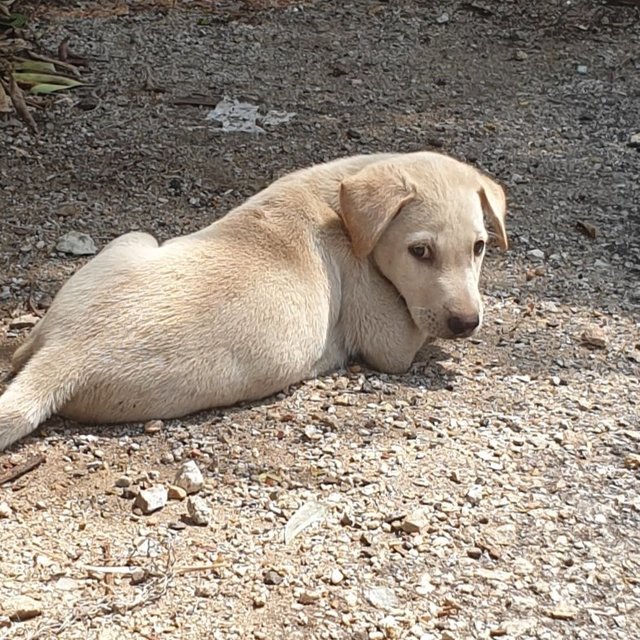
[2,343,459,449]
[403,342,460,390]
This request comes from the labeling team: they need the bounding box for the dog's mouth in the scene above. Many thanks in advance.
[443,327,479,340]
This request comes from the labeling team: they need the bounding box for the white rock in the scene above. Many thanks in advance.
[330,568,344,584]
[0,502,12,518]
[416,573,436,596]
[56,231,97,256]
[187,496,211,526]
[55,577,82,591]
[576,64,588,75]
[174,460,204,494]
[365,586,398,610]
[380,616,400,633]
[436,12,449,24]
[134,485,168,514]
[409,624,425,638]
[528,248,545,260]
[344,591,358,608]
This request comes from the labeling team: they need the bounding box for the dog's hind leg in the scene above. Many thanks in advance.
[0,351,77,451]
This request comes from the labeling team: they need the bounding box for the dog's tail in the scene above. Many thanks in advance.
[0,353,76,451]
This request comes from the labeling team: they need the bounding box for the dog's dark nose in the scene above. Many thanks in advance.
[447,313,480,336]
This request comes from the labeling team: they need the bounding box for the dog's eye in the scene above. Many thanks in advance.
[474,240,485,257]
[409,245,431,261]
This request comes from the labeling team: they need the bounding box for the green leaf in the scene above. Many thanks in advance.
[29,82,83,94]
[13,71,83,88]
[29,82,82,95]
[14,60,57,74]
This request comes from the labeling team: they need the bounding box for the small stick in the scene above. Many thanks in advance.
[102,541,114,588]
[8,75,38,134]
[83,562,224,576]
[58,37,70,62]
[174,562,225,575]
[0,454,45,485]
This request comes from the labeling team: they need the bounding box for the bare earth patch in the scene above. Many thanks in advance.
[1,1,639,639]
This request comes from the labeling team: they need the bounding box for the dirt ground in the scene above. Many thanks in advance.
[1,1,639,639]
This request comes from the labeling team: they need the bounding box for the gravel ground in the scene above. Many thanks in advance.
[1,1,639,639]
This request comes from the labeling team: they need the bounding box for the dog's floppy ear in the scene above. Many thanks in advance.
[339,164,416,259]
[477,174,508,250]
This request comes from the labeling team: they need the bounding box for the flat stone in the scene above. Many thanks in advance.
[581,325,607,349]
[56,231,97,256]
[401,508,429,534]
[476,568,512,582]
[9,314,39,330]
[298,590,322,605]
[56,203,82,217]
[1,595,42,621]
[528,248,545,260]
[546,604,578,620]
[365,586,398,610]
[134,485,168,514]
[55,577,83,591]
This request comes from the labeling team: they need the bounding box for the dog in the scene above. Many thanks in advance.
[0,151,507,450]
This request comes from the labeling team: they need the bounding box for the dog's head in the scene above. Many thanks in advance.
[338,152,507,339]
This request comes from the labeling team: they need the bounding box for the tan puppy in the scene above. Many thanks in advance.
[0,152,507,450]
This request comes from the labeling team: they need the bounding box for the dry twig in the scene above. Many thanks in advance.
[0,454,45,485]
